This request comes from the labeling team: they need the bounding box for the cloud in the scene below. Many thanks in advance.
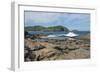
[24,11,90,31]
[25,11,61,25]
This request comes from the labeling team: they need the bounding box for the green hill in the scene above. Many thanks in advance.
[25,25,69,32]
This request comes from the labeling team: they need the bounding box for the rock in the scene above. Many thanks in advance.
[24,49,28,54]
[67,46,79,50]
[54,46,69,53]
[29,45,46,51]
[79,33,90,41]
[24,49,29,59]
[46,51,58,58]
[24,36,90,61]
[25,39,46,51]
[30,47,62,61]
[28,51,36,61]
[33,44,46,51]
[81,44,90,50]
[25,58,31,61]
[65,48,90,59]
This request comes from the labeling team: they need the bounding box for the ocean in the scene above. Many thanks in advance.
[28,31,90,37]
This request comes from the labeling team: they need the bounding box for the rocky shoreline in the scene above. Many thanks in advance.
[24,33,90,62]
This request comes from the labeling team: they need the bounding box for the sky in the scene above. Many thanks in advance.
[24,11,90,31]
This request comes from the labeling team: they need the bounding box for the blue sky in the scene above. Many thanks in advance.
[24,11,90,31]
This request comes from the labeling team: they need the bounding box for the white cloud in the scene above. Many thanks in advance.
[24,11,90,31]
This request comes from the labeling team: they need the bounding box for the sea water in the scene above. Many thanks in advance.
[29,31,90,36]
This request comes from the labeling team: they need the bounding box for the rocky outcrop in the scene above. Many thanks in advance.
[79,33,90,41]
[24,35,90,62]
[65,48,90,59]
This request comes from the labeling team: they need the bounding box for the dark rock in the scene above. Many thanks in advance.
[25,58,31,61]
[29,51,36,61]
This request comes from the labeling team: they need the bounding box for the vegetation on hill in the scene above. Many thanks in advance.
[25,25,69,32]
